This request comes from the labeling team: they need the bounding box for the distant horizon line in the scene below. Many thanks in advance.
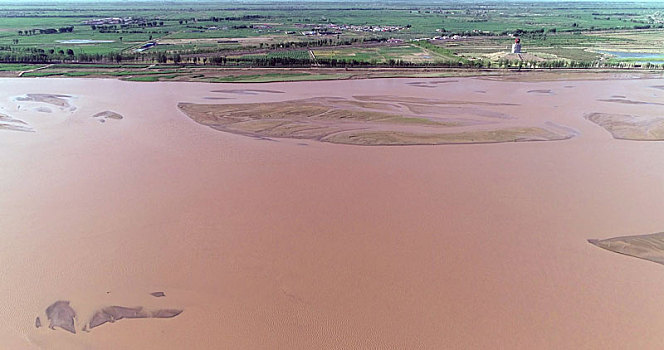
[2,0,664,3]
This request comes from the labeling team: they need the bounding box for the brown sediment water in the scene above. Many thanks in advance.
[3,76,664,349]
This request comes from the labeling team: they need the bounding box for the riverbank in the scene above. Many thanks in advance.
[1,64,663,83]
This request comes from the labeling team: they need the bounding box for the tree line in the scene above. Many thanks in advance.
[0,46,661,71]
[18,27,74,36]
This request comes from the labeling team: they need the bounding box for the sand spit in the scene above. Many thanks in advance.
[35,107,52,113]
[203,97,232,100]
[179,96,574,145]
[40,300,182,334]
[323,127,572,145]
[651,85,664,90]
[407,80,459,88]
[401,104,514,119]
[45,301,76,334]
[92,110,123,123]
[585,113,664,140]
[527,89,553,94]
[588,232,664,266]
[16,94,72,108]
[478,71,661,82]
[210,89,284,95]
[88,306,182,330]
[0,113,33,132]
[597,98,664,106]
[353,95,519,106]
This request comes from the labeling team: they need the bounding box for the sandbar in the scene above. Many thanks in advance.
[597,98,664,106]
[45,301,76,334]
[210,89,284,95]
[0,113,33,132]
[585,113,664,140]
[89,306,182,330]
[322,127,572,145]
[16,94,72,108]
[178,96,572,145]
[92,110,124,122]
[589,232,664,266]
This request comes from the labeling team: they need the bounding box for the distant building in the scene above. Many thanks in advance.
[134,42,156,52]
[512,37,521,54]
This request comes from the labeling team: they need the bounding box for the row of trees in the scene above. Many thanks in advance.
[436,22,664,39]
[0,46,661,71]
[167,55,663,70]
[177,14,266,24]
[17,27,73,36]
[91,22,164,32]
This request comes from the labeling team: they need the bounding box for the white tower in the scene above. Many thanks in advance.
[511,37,521,54]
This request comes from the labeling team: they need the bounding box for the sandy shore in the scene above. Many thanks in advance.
[2,75,664,349]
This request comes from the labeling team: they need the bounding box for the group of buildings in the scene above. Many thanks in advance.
[83,17,140,26]
[296,23,405,36]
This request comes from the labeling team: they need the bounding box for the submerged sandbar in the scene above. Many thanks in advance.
[15,94,72,108]
[0,113,32,132]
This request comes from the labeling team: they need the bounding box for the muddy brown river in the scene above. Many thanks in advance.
[2,75,664,349]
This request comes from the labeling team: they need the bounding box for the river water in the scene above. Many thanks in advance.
[2,75,664,349]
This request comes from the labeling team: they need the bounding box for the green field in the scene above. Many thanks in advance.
[0,1,663,75]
